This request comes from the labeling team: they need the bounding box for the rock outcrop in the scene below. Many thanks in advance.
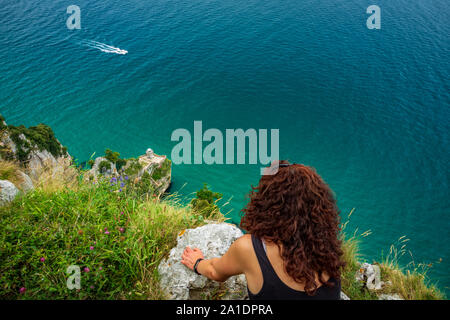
[158,223,247,300]
[25,149,67,180]
[159,222,356,300]
[89,148,172,196]
[0,180,19,205]
[0,115,71,180]
[0,115,171,197]
[355,262,405,300]
[378,293,404,300]
[89,157,117,177]
[355,262,384,290]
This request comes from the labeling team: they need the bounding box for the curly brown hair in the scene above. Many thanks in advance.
[240,161,345,295]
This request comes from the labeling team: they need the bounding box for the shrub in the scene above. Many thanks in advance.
[133,171,155,198]
[5,122,67,163]
[190,183,223,219]
[98,160,111,174]
[103,149,128,171]
[123,158,142,177]
[104,149,120,164]
[116,158,127,171]
[151,158,171,181]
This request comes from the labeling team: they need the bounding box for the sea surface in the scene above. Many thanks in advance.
[1,0,448,295]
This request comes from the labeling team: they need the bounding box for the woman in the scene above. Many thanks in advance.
[181,161,345,300]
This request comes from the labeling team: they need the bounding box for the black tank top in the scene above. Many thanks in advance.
[248,234,341,300]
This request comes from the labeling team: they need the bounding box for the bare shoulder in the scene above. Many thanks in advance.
[230,234,258,274]
[232,234,253,254]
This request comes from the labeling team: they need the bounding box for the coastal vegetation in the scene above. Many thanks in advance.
[123,158,142,177]
[98,160,112,174]
[0,161,25,189]
[0,163,444,299]
[339,227,444,300]
[87,149,132,173]
[1,122,67,163]
[0,114,6,130]
[190,183,223,219]
[0,173,208,299]
[151,158,171,181]
[0,115,445,300]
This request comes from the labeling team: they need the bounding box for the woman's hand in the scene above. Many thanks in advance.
[181,246,205,271]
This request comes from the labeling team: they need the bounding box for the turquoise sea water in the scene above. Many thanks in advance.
[1,0,449,295]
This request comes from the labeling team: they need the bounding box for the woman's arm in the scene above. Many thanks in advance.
[181,235,250,282]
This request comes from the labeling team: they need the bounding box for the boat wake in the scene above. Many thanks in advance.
[82,40,128,55]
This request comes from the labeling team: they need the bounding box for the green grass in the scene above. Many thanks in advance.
[339,210,445,300]
[0,176,212,299]
[190,183,224,220]
[340,234,379,300]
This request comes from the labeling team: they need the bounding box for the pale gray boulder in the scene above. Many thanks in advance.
[378,293,404,300]
[158,223,247,300]
[0,180,19,205]
[27,149,63,179]
[340,291,350,300]
[355,262,384,290]
[355,263,407,300]
[17,170,34,192]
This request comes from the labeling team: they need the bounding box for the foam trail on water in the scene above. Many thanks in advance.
[82,40,128,55]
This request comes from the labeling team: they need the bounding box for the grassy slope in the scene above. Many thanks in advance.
[0,163,445,300]
[0,172,217,299]
[339,223,445,300]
